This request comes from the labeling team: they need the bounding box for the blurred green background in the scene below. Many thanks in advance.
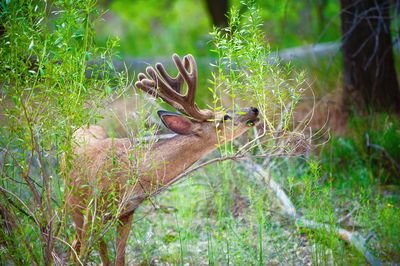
[95,0,341,57]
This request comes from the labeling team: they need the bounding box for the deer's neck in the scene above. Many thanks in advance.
[143,134,217,188]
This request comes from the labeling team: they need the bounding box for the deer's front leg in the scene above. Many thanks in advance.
[115,214,133,266]
[69,205,84,262]
[99,238,110,266]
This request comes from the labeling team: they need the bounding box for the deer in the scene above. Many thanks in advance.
[67,54,260,265]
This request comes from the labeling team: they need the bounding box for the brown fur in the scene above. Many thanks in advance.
[67,108,259,265]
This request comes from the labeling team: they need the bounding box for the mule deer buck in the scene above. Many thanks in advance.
[68,54,260,265]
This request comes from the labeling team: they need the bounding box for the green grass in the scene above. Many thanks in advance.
[126,114,400,265]
[127,162,307,265]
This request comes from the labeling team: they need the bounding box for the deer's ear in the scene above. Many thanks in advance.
[157,111,195,135]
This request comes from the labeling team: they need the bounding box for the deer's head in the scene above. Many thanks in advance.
[135,54,260,145]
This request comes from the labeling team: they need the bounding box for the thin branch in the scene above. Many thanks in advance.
[19,100,42,209]
[121,153,247,217]
[0,189,36,223]
[45,234,84,266]
[0,186,39,226]
[337,205,360,225]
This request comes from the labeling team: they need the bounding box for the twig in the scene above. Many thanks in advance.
[19,100,43,210]
[337,205,360,225]
[136,133,176,143]
[253,127,266,154]
[44,234,84,266]
[1,193,37,225]
[33,135,54,262]
[121,153,246,217]
[0,186,39,226]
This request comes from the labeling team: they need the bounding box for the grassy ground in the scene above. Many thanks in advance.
[117,114,400,265]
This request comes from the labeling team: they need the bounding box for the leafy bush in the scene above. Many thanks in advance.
[0,1,123,264]
[210,2,305,156]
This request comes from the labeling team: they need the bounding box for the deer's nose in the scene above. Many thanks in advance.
[250,107,259,116]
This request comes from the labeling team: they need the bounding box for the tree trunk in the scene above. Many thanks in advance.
[340,0,400,113]
[204,0,229,28]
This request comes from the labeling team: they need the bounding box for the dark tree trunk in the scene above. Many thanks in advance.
[340,0,400,113]
[204,0,229,28]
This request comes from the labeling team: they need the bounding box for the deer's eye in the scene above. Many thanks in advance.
[246,120,255,127]
[223,114,231,121]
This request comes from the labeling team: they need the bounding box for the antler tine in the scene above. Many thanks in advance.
[149,64,191,112]
[135,54,213,121]
[155,62,184,94]
[171,54,213,120]
[135,73,157,97]
[145,66,158,82]
[135,66,163,98]
[135,66,183,112]
[137,73,147,81]
[172,54,197,104]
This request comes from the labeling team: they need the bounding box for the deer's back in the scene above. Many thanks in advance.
[68,126,142,209]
